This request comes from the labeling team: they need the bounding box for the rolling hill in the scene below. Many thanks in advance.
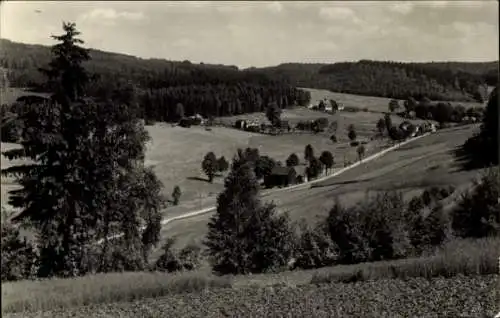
[1,38,498,108]
[250,60,498,102]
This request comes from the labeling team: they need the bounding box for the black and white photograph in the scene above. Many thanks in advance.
[1,1,499,317]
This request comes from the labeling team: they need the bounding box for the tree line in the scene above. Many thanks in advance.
[252,60,498,103]
[0,39,311,123]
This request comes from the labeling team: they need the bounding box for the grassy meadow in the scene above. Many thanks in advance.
[2,99,426,215]
[153,124,483,250]
[303,87,486,113]
[2,237,498,316]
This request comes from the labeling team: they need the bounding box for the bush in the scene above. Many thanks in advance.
[410,205,450,253]
[311,237,499,284]
[154,238,202,273]
[329,134,337,143]
[1,220,38,281]
[326,192,413,264]
[172,186,181,205]
[293,222,338,270]
[452,168,500,238]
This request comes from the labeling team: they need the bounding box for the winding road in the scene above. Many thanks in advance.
[101,132,432,243]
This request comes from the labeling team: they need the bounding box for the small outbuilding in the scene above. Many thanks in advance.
[264,166,297,188]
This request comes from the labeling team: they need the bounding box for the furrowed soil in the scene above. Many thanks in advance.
[5,275,497,318]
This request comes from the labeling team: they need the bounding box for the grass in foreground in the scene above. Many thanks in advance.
[1,271,232,314]
[310,237,500,285]
[2,237,498,315]
[5,275,497,318]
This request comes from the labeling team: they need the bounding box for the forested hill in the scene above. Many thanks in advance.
[0,39,311,122]
[249,60,499,102]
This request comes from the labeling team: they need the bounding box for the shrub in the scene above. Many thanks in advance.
[325,200,371,264]
[311,237,499,284]
[172,185,181,205]
[347,124,357,141]
[410,205,450,253]
[452,168,500,238]
[154,238,202,273]
[177,244,203,271]
[293,222,338,270]
[154,238,182,272]
[1,220,38,281]
[326,192,412,264]
[330,134,337,143]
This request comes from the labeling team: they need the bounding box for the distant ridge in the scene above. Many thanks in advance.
[1,38,498,102]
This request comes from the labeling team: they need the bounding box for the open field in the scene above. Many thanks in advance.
[2,102,424,211]
[156,124,483,250]
[303,87,485,113]
[3,236,498,316]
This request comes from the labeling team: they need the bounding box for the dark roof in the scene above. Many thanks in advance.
[270,166,292,176]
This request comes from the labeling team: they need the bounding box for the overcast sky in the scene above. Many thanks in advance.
[1,1,498,68]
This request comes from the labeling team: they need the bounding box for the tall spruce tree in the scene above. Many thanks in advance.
[204,150,295,274]
[2,22,164,277]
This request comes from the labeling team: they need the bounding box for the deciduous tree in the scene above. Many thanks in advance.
[202,152,218,182]
[286,153,300,167]
[319,150,334,173]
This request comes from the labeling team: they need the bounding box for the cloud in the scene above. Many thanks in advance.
[266,2,283,14]
[389,2,414,15]
[80,8,145,25]
[318,6,362,24]
[171,38,195,48]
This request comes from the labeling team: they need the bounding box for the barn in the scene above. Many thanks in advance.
[264,166,297,188]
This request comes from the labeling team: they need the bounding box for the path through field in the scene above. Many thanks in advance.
[158,125,481,249]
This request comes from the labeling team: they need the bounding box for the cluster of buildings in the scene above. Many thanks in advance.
[233,119,291,133]
[307,98,345,113]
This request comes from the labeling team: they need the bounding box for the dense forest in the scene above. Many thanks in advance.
[1,38,498,116]
[252,60,498,102]
[0,39,311,122]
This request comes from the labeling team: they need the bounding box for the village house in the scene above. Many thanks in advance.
[264,165,309,188]
[264,166,296,188]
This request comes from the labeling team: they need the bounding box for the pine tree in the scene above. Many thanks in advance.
[204,152,294,274]
[1,22,164,277]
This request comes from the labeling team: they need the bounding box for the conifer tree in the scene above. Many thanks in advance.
[204,150,295,274]
[2,22,164,277]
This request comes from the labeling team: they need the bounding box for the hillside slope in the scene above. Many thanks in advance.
[0,39,311,121]
[251,60,498,102]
